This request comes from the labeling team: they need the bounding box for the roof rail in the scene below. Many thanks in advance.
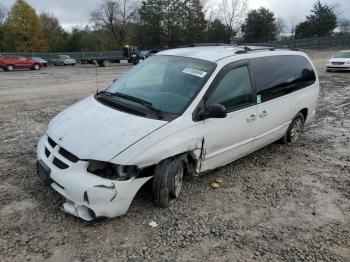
[187,43,231,47]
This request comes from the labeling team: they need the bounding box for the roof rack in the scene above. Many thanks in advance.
[235,46,275,54]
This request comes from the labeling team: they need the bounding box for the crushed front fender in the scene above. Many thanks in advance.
[37,135,152,221]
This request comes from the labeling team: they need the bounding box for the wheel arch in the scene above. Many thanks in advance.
[299,108,308,121]
[5,64,15,70]
[153,151,198,177]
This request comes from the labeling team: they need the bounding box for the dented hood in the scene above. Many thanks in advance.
[47,96,167,161]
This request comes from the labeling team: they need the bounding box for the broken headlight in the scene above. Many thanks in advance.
[87,160,138,181]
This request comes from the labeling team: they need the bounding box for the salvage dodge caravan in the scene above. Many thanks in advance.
[37,46,319,220]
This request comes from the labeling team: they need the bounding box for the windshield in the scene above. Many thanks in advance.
[334,52,350,58]
[106,55,216,114]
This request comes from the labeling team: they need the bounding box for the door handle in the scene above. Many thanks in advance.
[259,110,268,118]
[247,113,257,122]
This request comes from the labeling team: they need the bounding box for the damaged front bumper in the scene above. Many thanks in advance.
[37,135,152,221]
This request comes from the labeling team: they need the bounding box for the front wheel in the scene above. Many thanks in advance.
[5,64,14,71]
[153,158,184,208]
[283,112,305,143]
[33,64,40,70]
[102,60,110,67]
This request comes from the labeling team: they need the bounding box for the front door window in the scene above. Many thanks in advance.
[207,66,254,111]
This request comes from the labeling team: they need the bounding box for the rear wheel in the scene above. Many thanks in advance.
[71,63,76,66]
[5,64,14,71]
[153,158,184,208]
[283,112,305,143]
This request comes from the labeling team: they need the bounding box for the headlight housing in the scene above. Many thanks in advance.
[87,160,138,181]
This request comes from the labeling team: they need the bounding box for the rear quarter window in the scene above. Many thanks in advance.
[250,55,316,103]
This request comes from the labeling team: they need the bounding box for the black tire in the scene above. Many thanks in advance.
[5,64,14,71]
[32,64,40,70]
[153,158,184,208]
[283,112,305,144]
[102,60,110,67]
[326,69,331,72]
[71,63,76,66]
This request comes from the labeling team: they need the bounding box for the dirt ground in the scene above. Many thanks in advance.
[0,50,349,262]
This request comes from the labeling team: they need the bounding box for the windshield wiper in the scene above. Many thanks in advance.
[98,91,164,119]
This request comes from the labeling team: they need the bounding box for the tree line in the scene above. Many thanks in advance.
[0,0,348,53]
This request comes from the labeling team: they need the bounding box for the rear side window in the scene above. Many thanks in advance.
[207,66,254,111]
[250,55,316,103]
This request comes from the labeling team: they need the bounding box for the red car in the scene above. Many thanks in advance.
[0,55,42,71]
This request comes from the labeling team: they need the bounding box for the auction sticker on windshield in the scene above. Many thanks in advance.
[182,67,208,78]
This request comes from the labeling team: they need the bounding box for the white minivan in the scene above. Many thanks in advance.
[37,46,319,220]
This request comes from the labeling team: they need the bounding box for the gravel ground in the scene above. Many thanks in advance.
[0,51,349,262]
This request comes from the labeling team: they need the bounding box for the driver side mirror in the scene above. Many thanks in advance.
[197,103,227,120]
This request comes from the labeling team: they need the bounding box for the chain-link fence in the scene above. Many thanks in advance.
[2,34,350,60]
[0,50,125,63]
[249,34,350,49]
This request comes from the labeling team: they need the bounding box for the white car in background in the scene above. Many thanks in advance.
[37,46,319,220]
[326,50,350,71]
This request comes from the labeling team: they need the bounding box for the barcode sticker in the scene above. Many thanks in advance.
[182,67,207,78]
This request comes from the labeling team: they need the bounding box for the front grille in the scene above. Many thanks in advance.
[53,158,69,169]
[48,137,57,148]
[45,136,80,170]
[59,147,79,163]
[332,62,345,65]
[45,147,50,157]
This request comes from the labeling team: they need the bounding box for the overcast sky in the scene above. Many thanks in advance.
[1,0,349,30]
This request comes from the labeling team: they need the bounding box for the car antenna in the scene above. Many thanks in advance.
[95,56,99,94]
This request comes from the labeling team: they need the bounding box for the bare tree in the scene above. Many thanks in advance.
[201,0,211,17]
[276,17,287,36]
[339,18,350,34]
[288,16,299,39]
[207,0,247,39]
[217,0,248,33]
[0,4,7,25]
[90,0,137,46]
